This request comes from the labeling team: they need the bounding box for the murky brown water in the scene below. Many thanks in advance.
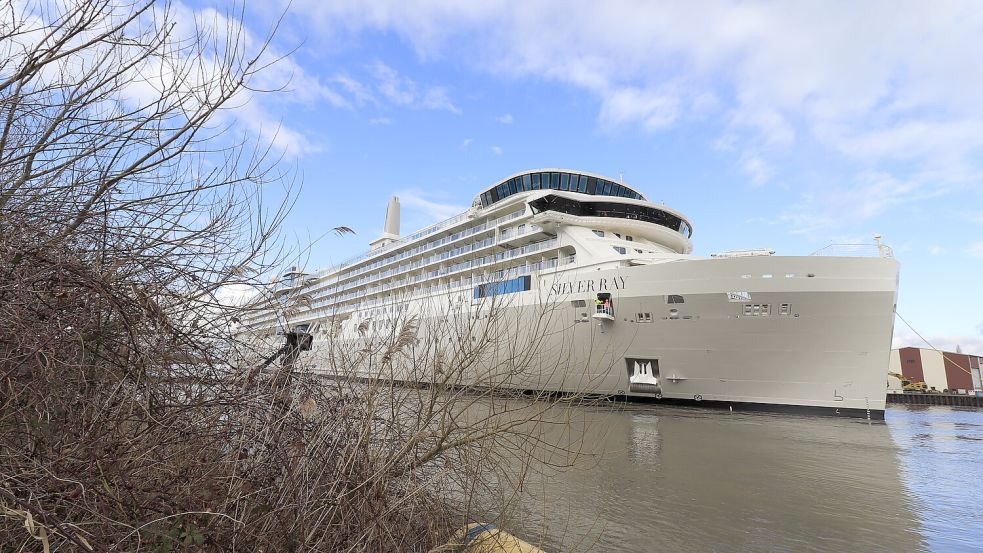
[502,404,983,552]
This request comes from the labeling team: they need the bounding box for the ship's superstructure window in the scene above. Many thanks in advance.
[473,275,531,299]
[743,304,771,317]
[479,171,645,207]
[529,194,693,238]
[667,295,685,304]
[241,169,700,332]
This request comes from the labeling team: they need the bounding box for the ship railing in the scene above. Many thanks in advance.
[333,207,526,279]
[809,243,893,258]
[334,211,473,270]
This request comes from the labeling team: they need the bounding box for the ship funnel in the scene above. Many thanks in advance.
[384,196,400,237]
[370,196,401,250]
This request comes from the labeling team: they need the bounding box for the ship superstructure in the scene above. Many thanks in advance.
[240,169,899,418]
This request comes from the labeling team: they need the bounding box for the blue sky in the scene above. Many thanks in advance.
[201,1,982,353]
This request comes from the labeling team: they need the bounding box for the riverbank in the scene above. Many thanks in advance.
[888,392,983,407]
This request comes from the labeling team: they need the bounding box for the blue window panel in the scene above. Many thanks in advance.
[509,178,518,194]
[586,177,597,194]
[551,172,560,189]
[560,173,569,191]
[601,180,612,195]
[473,275,531,299]
[531,173,541,190]
[578,175,588,192]
[522,174,532,191]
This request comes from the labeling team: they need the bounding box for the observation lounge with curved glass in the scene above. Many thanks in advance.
[529,194,692,238]
[478,170,646,208]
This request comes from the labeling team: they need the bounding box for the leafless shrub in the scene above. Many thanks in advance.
[0,1,608,551]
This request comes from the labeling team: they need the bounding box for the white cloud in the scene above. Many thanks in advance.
[4,0,332,159]
[370,61,460,113]
[929,245,943,256]
[398,191,467,223]
[490,145,503,155]
[496,114,513,124]
[331,74,377,107]
[893,327,983,357]
[777,171,948,235]
[598,86,680,131]
[421,86,460,113]
[460,138,473,149]
[739,154,773,187]
[285,0,983,189]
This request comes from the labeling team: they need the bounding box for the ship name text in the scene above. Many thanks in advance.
[549,276,626,295]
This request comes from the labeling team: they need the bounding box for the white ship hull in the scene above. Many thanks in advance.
[301,254,897,419]
[244,169,899,419]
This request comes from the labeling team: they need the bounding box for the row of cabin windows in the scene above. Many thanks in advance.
[742,303,792,316]
[592,229,634,241]
[570,296,684,308]
[480,172,644,207]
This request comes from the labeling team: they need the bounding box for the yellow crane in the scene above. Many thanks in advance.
[888,371,927,392]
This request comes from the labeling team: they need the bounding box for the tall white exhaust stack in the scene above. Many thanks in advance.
[370,196,400,250]
[384,196,400,236]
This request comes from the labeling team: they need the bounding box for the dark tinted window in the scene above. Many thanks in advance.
[577,175,588,192]
[529,194,692,238]
[480,172,645,207]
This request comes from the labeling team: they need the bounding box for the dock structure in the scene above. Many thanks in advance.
[887,393,983,407]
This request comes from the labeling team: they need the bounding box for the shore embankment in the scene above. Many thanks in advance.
[887,392,983,407]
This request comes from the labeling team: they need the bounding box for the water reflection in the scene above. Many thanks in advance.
[887,406,983,552]
[508,404,937,552]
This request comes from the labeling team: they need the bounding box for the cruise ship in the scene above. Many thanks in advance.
[239,169,899,419]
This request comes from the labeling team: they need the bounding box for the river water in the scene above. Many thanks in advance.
[505,404,983,552]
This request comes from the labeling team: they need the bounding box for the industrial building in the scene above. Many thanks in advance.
[889,347,983,394]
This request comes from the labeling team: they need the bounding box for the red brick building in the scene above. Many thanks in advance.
[889,347,983,393]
